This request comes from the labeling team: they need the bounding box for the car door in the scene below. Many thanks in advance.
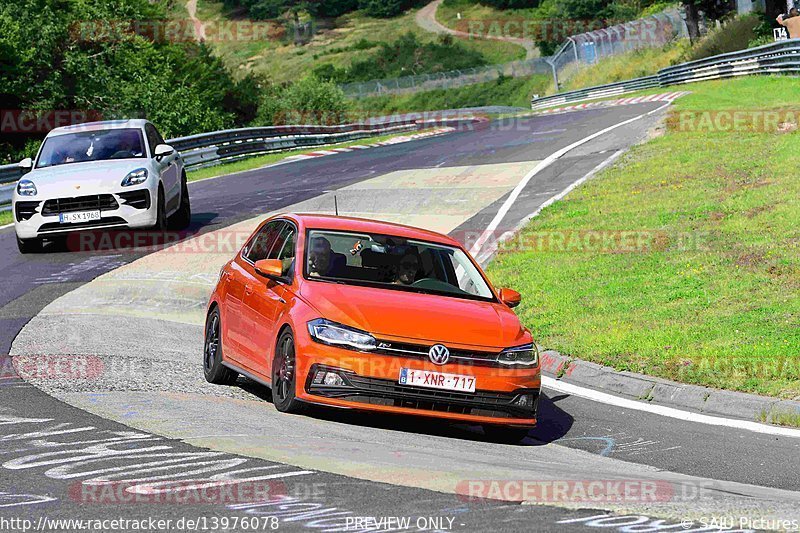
[224,221,282,366]
[233,221,286,373]
[239,221,294,379]
[146,123,180,214]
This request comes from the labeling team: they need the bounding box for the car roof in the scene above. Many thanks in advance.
[47,119,150,137]
[285,214,461,247]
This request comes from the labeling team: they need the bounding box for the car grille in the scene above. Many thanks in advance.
[15,201,40,222]
[374,339,501,366]
[306,367,538,420]
[118,190,151,210]
[41,194,119,216]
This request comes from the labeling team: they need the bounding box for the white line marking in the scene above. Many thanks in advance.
[474,148,625,265]
[470,101,672,256]
[543,376,800,439]
[0,223,13,231]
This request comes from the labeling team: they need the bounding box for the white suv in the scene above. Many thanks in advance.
[12,119,190,253]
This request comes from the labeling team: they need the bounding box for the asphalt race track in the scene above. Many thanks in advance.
[2,103,799,532]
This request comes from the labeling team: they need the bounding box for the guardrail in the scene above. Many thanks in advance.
[531,39,800,110]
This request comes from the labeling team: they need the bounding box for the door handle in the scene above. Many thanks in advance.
[244,285,254,296]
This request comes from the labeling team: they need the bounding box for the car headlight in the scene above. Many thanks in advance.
[497,343,539,367]
[17,179,37,196]
[307,318,377,352]
[121,168,148,187]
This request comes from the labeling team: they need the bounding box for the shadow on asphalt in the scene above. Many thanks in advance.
[237,377,573,446]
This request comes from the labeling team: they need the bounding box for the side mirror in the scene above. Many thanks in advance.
[254,259,284,279]
[154,144,174,159]
[498,288,521,308]
[18,157,33,170]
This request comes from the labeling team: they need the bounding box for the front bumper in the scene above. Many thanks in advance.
[294,341,540,426]
[13,189,157,239]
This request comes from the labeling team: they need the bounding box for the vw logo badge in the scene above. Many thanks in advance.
[428,344,450,365]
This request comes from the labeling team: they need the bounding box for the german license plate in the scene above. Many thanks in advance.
[59,210,101,224]
[399,368,475,393]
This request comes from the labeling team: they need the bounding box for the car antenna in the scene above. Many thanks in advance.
[334,195,339,216]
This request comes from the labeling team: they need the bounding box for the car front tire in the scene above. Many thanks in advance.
[17,236,43,254]
[169,173,191,230]
[152,188,167,232]
[203,307,238,385]
[272,329,305,414]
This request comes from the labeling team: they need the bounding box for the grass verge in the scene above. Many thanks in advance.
[759,409,800,428]
[486,76,800,399]
[187,128,444,182]
[0,209,12,227]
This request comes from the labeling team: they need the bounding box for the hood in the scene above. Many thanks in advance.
[25,160,151,194]
[300,281,526,349]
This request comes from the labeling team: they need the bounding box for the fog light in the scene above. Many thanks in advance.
[324,373,345,386]
[513,393,535,408]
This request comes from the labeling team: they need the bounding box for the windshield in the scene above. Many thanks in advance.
[36,128,146,168]
[304,229,495,302]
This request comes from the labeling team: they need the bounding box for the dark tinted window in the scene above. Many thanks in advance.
[244,221,285,263]
[144,124,161,156]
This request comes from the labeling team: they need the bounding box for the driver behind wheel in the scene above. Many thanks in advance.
[393,249,420,285]
[308,236,346,277]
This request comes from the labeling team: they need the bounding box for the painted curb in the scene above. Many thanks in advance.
[539,349,800,426]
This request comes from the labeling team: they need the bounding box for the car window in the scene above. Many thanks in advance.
[144,124,160,156]
[36,129,146,168]
[273,223,296,277]
[304,229,494,301]
[244,221,285,263]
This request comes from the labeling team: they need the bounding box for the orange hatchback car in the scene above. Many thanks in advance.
[204,214,540,442]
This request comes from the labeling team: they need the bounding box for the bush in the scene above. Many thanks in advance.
[0,0,256,162]
[321,31,489,83]
[684,13,762,62]
[359,0,423,18]
[256,75,350,125]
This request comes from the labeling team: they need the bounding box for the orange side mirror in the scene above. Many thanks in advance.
[498,288,521,308]
[254,259,284,278]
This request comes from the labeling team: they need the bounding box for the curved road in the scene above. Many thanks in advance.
[2,103,799,531]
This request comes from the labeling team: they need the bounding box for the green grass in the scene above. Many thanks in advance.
[187,128,443,182]
[555,42,689,94]
[486,76,800,399]
[759,409,800,428]
[356,74,550,114]
[190,0,524,83]
[0,210,11,226]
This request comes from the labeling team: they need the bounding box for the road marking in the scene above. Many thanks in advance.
[470,101,672,257]
[0,223,12,231]
[474,148,625,266]
[543,376,800,439]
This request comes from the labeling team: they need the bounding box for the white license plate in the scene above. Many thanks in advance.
[59,210,101,224]
[399,368,476,393]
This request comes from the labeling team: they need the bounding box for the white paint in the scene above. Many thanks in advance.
[474,148,625,265]
[543,376,800,439]
[0,491,57,508]
[0,222,13,231]
[470,102,672,257]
